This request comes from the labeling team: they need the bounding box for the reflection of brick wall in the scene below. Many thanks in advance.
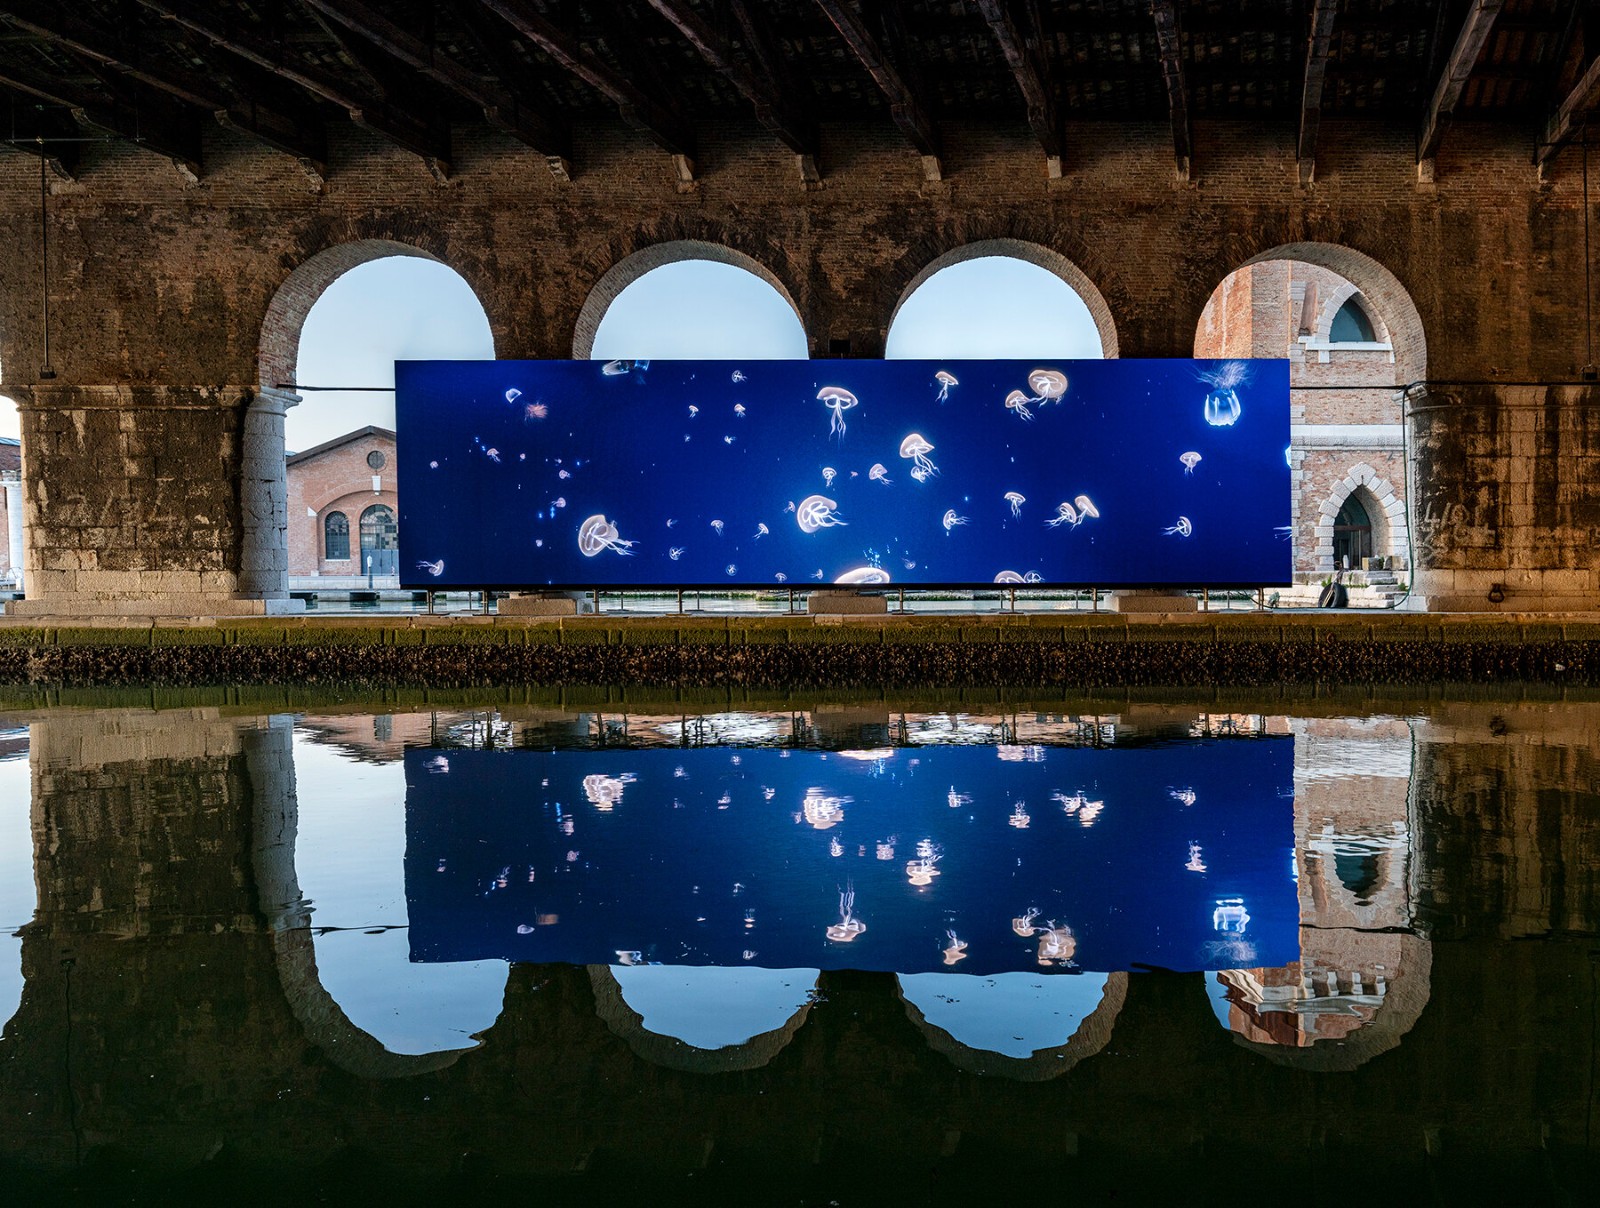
[285,429,397,577]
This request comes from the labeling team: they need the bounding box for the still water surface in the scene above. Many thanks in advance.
[0,696,1595,1203]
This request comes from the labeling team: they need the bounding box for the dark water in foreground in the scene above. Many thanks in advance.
[0,694,1596,1204]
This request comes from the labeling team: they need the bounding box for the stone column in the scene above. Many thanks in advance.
[238,387,302,607]
[2,474,21,591]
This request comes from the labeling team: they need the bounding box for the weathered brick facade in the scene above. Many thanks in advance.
[0,118,1595,612]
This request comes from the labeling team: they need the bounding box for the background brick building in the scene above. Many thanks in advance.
[0,436,21,589]
[286,427,399,585]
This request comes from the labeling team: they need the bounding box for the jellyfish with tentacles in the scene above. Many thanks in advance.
[906,855,940,887]
[1010,800,1031,829]
[416,559,445,577]
[600,360,630,377]
[1036,923,1077,967]
[1180,451,1202,475]
[577,514,636,557]
[734,404,746,418]
[1012,907,1041,937]
[505,387,522,406]
[942,509,968,533]
[1198,361,1249,427]
[796,494,846,533]
[934,370,958,401]
[710,519,724,537]
[775,572,787,583]
[1004,389,1034,422]
[725,564,737,576]
[817,385,858,440]
[1046,502,1081,528]
[1004,491,1025,518]
[899,433,937,479]
[753,523,769,540]
[826,886,866,942]
[822,466,837,489]
[1074,495,1099,520]
[669,547,684,561]
[941,931,969,966]
[1028,368,1068,404]
[835,566,890,585]
[1022,571,1042,583]
[731,369,746,383]
[869,462,891,485]
[1164,516,1193,537]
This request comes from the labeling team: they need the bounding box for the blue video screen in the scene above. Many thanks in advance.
[395,358,1291,589]
[404,741,1298,975]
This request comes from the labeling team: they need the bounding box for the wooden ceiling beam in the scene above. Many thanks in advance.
[1418,0,1504,181]
[473,0,694,181]
[812,0,941,180]
[0,1,326,179]
[136,0,452,179]
[1540,49,1600,170]
[1296,0,1338,186]
[1148,0,1191,181]
[301,0,570,179]
[644,0,819,181]
[974,0,1064,179]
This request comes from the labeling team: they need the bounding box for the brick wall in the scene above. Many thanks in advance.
[285,432,398,577]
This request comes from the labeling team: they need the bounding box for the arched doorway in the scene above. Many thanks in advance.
[358,503,399,579]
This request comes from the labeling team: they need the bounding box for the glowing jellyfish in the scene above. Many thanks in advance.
[582,773,633,810]
[994,570,1023,584]
[1198,360,1249,427]
[1164,516,1193,537]
[724,435,734,445]
[429,460,438,468]
[669,547,684,561]
[558,469,571,479]
[941,931,969,966]
[934,370,958,401]
[1213,897,1250,933]
[941,509,968,533]
[753,523,769,539]
[525,402,548,420]
[826,887,866,943]
[734,404,746,418]
[796,494,846,533]
[1046,502,1081,528]
[834,566,890,585]
[1004,490,1025,518]
[1180,451,1202,475]
[505,387,522,405]
[416,559,445,577]
[711,519,724,536]
[1036,923,1077,967]
[829,837,844,858]
[576,513,636,558]
[725,564,737,576]
[802,787,851,830]
[1186,843,1207,873]
[688,405,699,417]
[732,370,746,383]
[600,360,630,376]
[817,385,858,439]
[868,463,891,485]
[1028,368,1069,403]
[1003,389,1034,422]
[484,448,500,462]
[899,433,937,478]
[822,466,837,489]
[1022,571,1042,583]
[906,857,940,887]
[812,569,824,580]
[775,572,787,583]
[1074,495,1099,520]
[1170,786,1196,807]
[1012,907,1041,937]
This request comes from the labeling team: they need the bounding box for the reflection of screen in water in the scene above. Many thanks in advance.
[404,741,1296,975]
[396,358,1291,589]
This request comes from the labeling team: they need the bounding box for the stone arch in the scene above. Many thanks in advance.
[1237,242,1424,384]
[571,240,806,359]
[1316,470,1407,573]
[886,238,1120,359]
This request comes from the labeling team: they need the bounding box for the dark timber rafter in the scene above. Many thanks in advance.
[474,0,695,182]
[974,0,1064,179]
[1296,0,1338,186]
[644,0,819,181]
[812,0,941,181]
[1148,0,1191,181]
[0,56,202,180]
[0,0,327,180]
[1419,0,1504,181]
[300,0,571,179]
[1541,50,1600,170]
[136,0,453,179]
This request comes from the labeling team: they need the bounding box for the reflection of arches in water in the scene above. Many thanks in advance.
[1205,935,1432,1073]
[0,741,32,1035]
[248,720,509,1077]
[898,971,1128,1081]
[589,965,819,1073]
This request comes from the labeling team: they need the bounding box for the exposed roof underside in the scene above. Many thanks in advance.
[0,1,1594,183]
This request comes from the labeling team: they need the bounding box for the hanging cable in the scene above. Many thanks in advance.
[38,137,54,380]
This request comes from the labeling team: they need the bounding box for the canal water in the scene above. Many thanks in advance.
[0,693,1595,1203]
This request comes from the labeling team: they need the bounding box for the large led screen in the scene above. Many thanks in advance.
[404,741,1297,975]
[396,358,1291,589]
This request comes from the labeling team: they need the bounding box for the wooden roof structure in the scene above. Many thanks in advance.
[0,1,1595,184]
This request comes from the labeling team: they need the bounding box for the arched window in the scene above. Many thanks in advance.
[589,258,807,360]
[324,511,350,561]
[1330,296,1377,343]
[1333,493,1373,569]
[887,254,1106,359]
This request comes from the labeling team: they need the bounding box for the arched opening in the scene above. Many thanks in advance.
[357,503,399,578]
[886,240,1116,359]
[575,242,807,360]
[252,243,494,601]
[323,511,350,562]
[1195,245,1423,605]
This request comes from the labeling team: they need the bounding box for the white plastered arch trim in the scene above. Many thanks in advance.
[1314,463,1409,571]
[1312,280,1391,345]
[571,240,806,359]
[886,238,1120,359]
